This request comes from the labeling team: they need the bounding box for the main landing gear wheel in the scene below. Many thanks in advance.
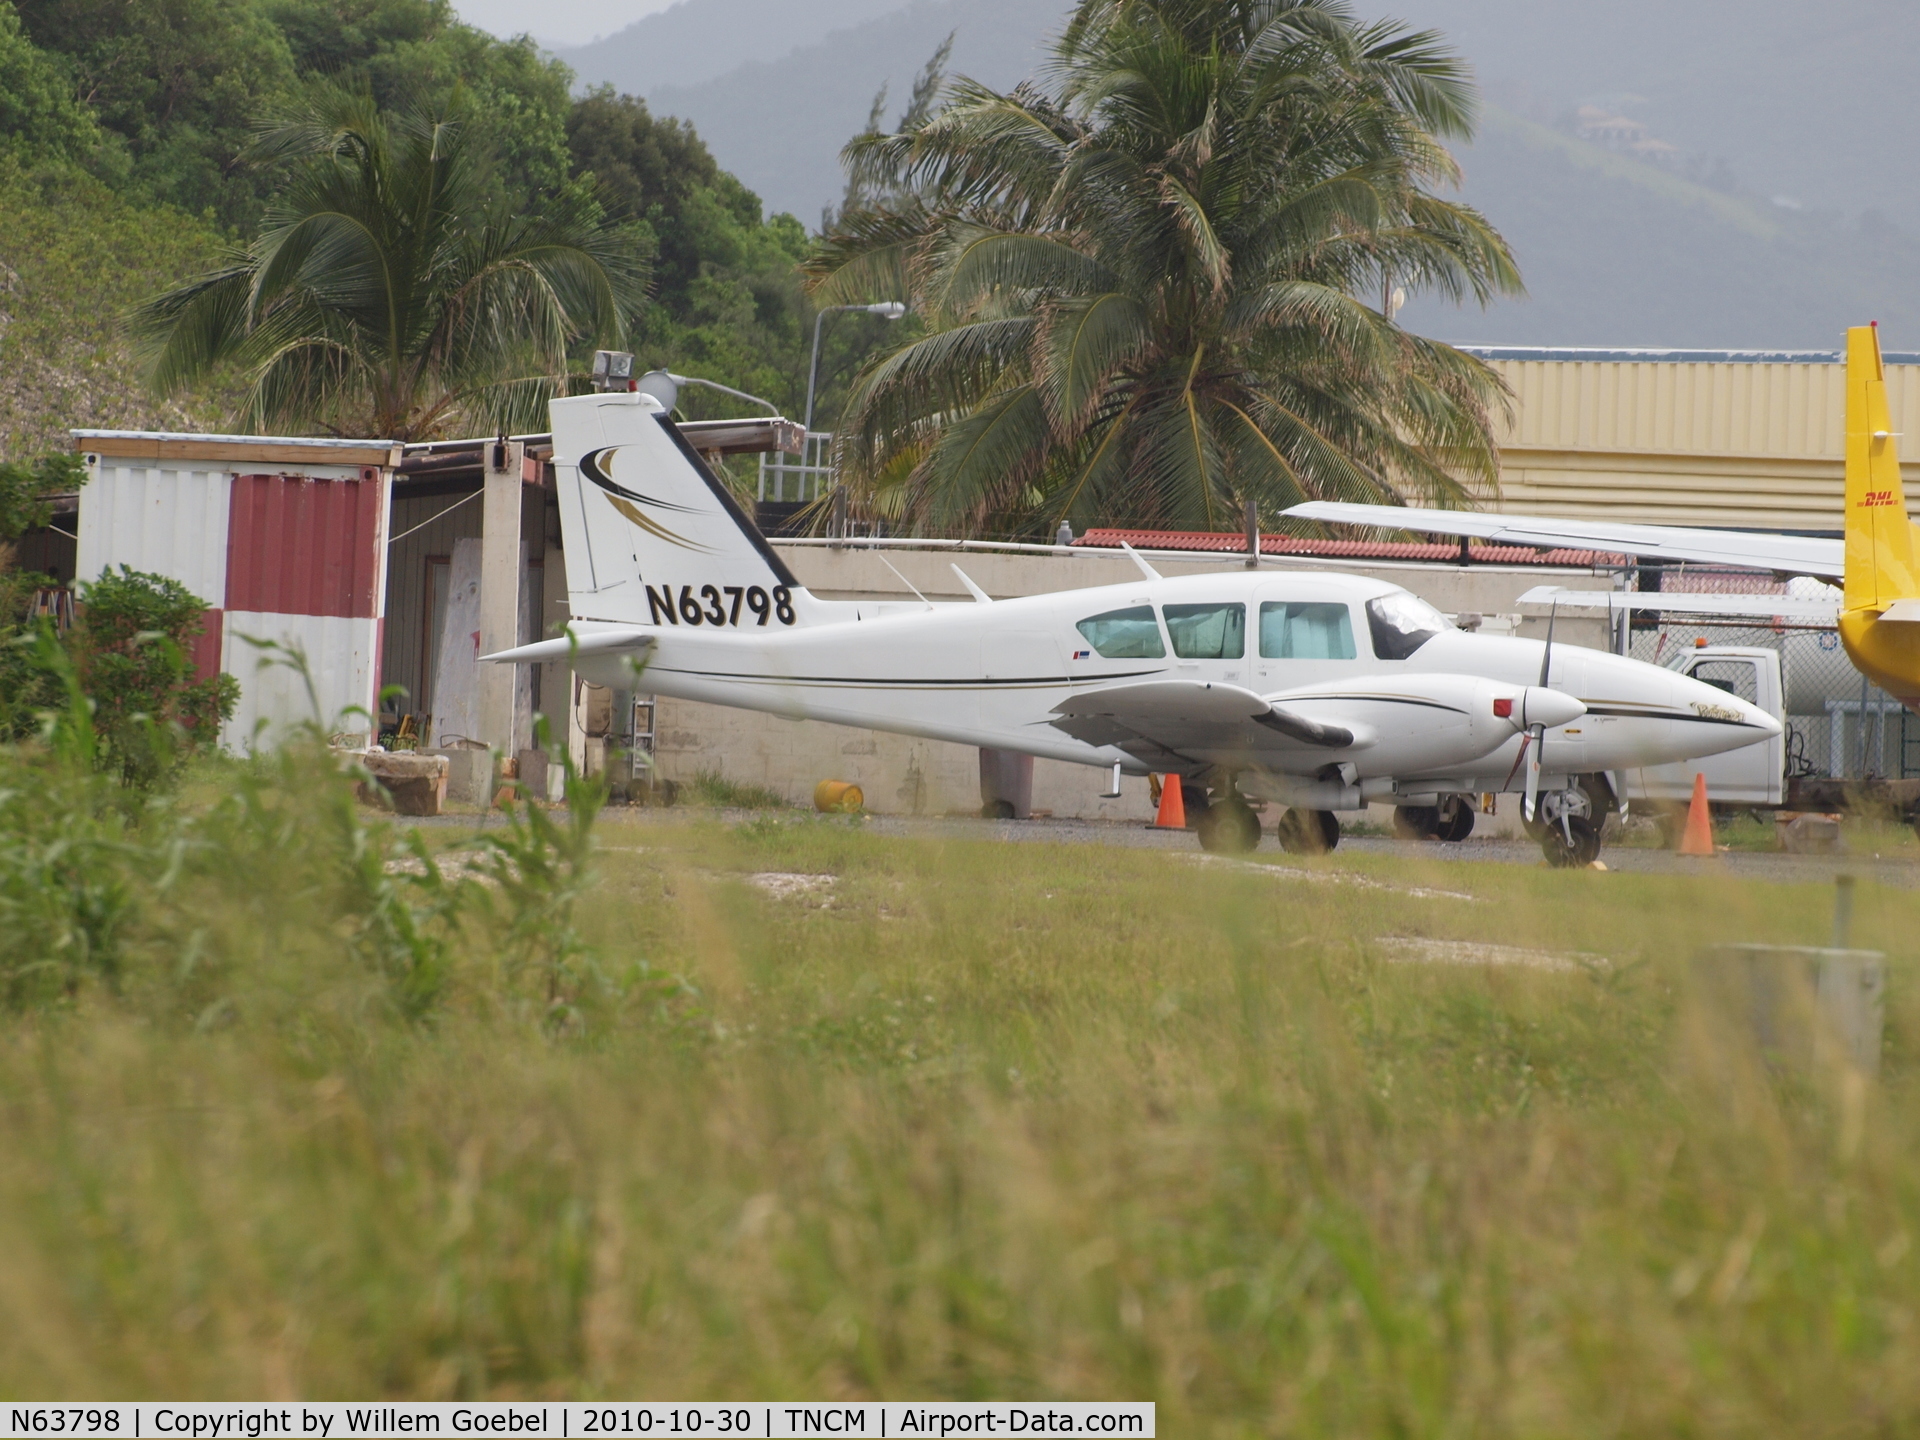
[1434,794,1475,842]
[1392,797,1475,843]
[1196,804,1261,853]
[1276,808,1340,855]
[1392,805,1439,840]
[1541,815,1601,868]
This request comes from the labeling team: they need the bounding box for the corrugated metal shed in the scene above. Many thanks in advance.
[1465,348,1920,531]
[72,431,397,748]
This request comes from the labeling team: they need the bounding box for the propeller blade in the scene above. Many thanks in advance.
[1537,600,1558,688]
[1523,723,1544,822]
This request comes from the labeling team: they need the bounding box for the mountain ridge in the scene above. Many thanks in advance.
[556,0,1920,347]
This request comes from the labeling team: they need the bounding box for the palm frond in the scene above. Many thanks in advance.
[811,0,1516,532]
[1034,292,1152,434]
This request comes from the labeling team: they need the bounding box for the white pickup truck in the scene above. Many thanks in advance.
[1626,645,1787,808]
[1624,643,1920,830]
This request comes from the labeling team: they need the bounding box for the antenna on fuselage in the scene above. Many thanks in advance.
[877,553,934,609]
[1120,542,1163,582]
[950,564,993,603]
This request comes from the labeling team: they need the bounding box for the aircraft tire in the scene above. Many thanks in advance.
[1197,804,1260,854]
[981,799,1017,820]
[1434,795,1475,842]
[1392,805,1440,840]
[1277,808,1340,855]
[1541,816,1601,868]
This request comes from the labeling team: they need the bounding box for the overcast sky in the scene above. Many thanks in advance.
[451,0,676,47]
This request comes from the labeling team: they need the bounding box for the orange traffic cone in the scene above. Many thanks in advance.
[1154,773,1188,829]
[1678,772,1716,855]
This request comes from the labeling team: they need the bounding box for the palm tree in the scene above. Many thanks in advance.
[135,92,645,441]
[806,0,1524,535]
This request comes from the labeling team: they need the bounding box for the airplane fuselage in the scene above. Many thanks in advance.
[565,568,1777,804]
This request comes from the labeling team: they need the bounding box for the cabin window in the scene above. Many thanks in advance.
[1365,591,1449,659]
[1163,603,1246,659]
[1258,601,1357,660]
[1075,605,1165,658]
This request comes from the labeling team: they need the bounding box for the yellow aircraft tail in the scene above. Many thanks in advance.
[1843,323,1919,612]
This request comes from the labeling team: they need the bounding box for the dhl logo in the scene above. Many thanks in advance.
[1859,489,1899,508]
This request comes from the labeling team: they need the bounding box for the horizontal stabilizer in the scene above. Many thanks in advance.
[483,629,655,665]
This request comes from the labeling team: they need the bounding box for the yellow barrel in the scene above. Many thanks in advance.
[813,779,865,814]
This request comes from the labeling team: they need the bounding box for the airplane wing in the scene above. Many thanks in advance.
[1516,586,1841,621]
[1048,680,1354,769]
[1283,502,1844,579]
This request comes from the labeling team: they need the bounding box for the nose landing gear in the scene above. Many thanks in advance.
[1532,784,1602,867]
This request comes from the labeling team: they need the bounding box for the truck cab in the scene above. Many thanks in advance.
[1624,645,1786,807]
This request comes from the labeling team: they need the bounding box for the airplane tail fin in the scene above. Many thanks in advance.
[1843,323,1919,612]
[549,390,835,630]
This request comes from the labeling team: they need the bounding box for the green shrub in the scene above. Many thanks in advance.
[72,566,238,784]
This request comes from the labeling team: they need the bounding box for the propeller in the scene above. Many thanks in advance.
[1523,602,1556,823]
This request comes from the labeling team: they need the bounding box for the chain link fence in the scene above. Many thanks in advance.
[1613,567,1912,782]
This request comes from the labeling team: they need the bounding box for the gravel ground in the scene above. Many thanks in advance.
[410,804,1920,888]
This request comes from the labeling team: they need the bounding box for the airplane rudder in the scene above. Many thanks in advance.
[1843,325,1917,608]
[553,392,817,628]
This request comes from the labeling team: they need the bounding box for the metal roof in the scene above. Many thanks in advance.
[73,429,400,448]
[1457,346,1920,365]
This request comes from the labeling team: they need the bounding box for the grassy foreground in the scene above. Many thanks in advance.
[4,763,1920,1433]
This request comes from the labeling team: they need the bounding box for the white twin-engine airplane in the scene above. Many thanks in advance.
[485,388,1780,866]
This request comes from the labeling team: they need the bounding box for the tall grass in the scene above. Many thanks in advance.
[3,747,1919,1428]
[679,768,790,810]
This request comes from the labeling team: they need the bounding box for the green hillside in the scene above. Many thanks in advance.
[0,0,871,462]
[0,161,231,458]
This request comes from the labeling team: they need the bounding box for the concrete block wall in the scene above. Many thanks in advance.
[649,696,1155,818]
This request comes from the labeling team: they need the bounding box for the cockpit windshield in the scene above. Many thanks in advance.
[1365,591,1450,659]
[1076,606,1165,658]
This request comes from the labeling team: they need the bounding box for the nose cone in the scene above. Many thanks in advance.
[1671,671,1783,753]
[1521,686,1585,730]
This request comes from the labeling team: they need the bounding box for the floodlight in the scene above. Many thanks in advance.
[636,370,680,410]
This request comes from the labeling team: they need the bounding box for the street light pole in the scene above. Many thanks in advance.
[803,300,907,438]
